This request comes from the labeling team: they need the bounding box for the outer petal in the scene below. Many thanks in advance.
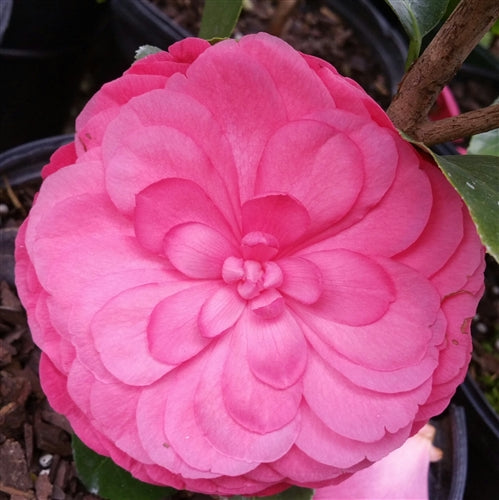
[296,403,412,469]
[91,283,177,385]
[303,352,432,442]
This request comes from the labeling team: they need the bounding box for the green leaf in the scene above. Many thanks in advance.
[231,486,314,500]
[468,98,499,156]
[135,45,162,61]
[468,129,499,156]
[432,154,499,261]
[72,435,176,500]
[384,0,449,66]
[199,0,243,41]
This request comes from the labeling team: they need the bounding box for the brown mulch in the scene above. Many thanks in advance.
[1,1,498,498]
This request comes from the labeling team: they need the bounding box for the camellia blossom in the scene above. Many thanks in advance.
[15,34,484,496]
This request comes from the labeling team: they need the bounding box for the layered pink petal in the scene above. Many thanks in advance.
[396,161,464,276]
[303,249,395,326]
[147,283,218,365]
[304,353,432,442]
[102,88,240,217]
[277,257,323,304]
[164,222,238,279]
[256,120,364,232]
[135,178,237,255]
[299,258,441,371]
[91,283,177,385]
[241,194,311,247]
[198,287,245,338]
[194,337,301,463]
[222,325,303,433]
[236,309,308,389]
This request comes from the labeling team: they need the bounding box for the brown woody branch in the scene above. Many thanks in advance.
[417,104,499,145]
[387,0,499,144]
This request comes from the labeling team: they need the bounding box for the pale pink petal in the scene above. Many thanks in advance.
[164,222,238,279]
[135,178,237,255]
[194,337,301,463]
[238,33,334,119]
[308,58,395,128]
[299,258,441,371]
[39,355,109,457]
[301,316,441,394]
[102,123,235,216]
[237,309,307,389]
[198,287,246,338]
[256,120,364,232]
[430,212,485,295]
[277,257,323,305]
[91,283,178,385]
[68,268,183,384]
[271,446,348,484]
[102,89,240,217]
[303,353,432,442]
[75,74,169,154]
[313,425,436,499]
[303,249,395,326]
[318,145,432,256]
[396,161,464,276]
[222,327,302,433]
[165,40,290,202]
[147,283,219,365]
[296,403,411,469]
[432,291,477,386]
[241,194,311,247]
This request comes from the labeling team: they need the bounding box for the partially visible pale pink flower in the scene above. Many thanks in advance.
[313,424,442,499]
[15,34,484,496]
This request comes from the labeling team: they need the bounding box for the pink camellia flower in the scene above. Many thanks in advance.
[15,34,484,496]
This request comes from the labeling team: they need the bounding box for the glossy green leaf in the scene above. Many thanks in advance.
[199,0,243,41]
[135,45,162,60]
[384,0,449,66]
[232,486,314,500]
[433,154,499,261]
[72,435,176,500]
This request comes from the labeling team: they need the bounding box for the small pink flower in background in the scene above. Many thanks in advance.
[15,34,484,496]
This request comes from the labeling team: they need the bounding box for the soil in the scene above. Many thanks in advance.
[0,0,498,498]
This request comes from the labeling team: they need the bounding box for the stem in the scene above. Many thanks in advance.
[417,104,499,145]
[387,0,499,142]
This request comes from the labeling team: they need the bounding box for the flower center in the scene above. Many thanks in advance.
[221,231,285,319]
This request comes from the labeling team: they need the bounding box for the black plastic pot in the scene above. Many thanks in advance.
[454,376,499,500]
[0,0,108,152]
